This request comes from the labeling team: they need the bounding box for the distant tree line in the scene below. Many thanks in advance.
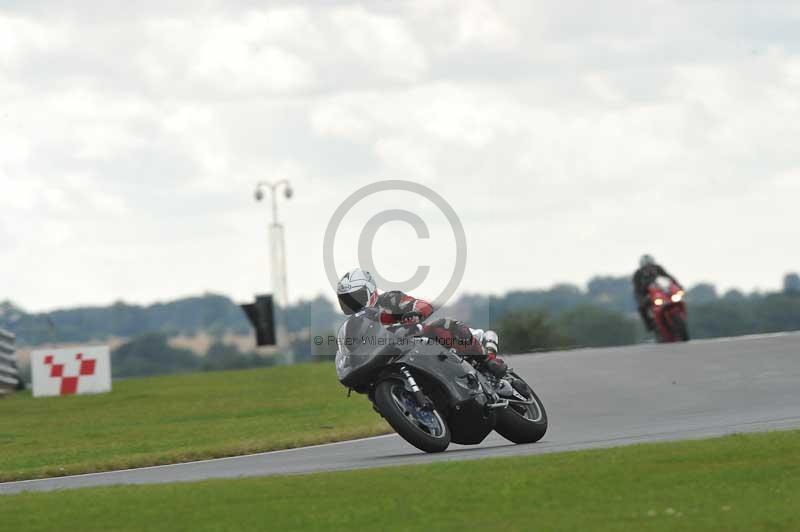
[111,333,278,378]
[4,272,800,374]
[497,306,640,353]
[0,294,341,347]
[0,294,251,346]
[461,272,800,353]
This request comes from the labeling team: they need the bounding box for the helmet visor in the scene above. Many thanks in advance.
[338,287,370,315]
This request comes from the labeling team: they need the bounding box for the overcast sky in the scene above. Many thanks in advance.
[2,1,799,312]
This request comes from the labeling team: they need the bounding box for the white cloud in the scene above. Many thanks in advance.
[1,1,800,311]
[408,0,518,52]
[140,14,317,95]
[330,6,428,82]
[0,13,67,67]
[309,99,371,139]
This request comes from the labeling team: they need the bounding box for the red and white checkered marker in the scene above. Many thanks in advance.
[31,346,112,398]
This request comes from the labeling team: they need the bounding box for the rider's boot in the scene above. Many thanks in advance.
[478,330,507,378]
[638,305,655,331]
[645,313,656,331]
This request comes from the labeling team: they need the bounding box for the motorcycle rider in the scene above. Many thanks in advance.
[336,268,507,378]
[632,254,683,330]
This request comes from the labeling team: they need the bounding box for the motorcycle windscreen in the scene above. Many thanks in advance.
[654,276,672,291]
[335,315,399,386]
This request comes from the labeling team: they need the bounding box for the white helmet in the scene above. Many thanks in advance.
[336,268,378,315]
[640,254,655,267]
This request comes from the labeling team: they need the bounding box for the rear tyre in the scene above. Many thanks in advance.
[494,373,548,444]
[374,379,450,453]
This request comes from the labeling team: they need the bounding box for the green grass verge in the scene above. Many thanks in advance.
[2,429,799,531]
[0,364,389,481]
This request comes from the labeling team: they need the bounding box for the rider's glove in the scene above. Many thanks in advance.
[401,311,423,325]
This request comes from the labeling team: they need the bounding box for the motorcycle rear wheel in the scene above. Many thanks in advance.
[494,373,548,444]
[374,379,451,453]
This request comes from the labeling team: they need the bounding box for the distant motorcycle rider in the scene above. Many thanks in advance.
[336,268,506,378]
[632,255,683,330]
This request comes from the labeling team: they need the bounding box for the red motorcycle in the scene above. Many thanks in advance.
[647,276,689,343]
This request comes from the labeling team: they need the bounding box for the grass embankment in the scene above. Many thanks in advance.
[2,429,799,531]
[0,364,389,481]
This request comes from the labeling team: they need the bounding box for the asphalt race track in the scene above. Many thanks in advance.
[3,332,799,494]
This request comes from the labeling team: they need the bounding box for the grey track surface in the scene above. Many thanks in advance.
[3,332,800,494]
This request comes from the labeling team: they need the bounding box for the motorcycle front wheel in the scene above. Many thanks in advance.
[494,372,548,444]
[374,379,451,453]
[671,314,690,342]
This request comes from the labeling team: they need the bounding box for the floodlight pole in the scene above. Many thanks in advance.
[255,180,293,363]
